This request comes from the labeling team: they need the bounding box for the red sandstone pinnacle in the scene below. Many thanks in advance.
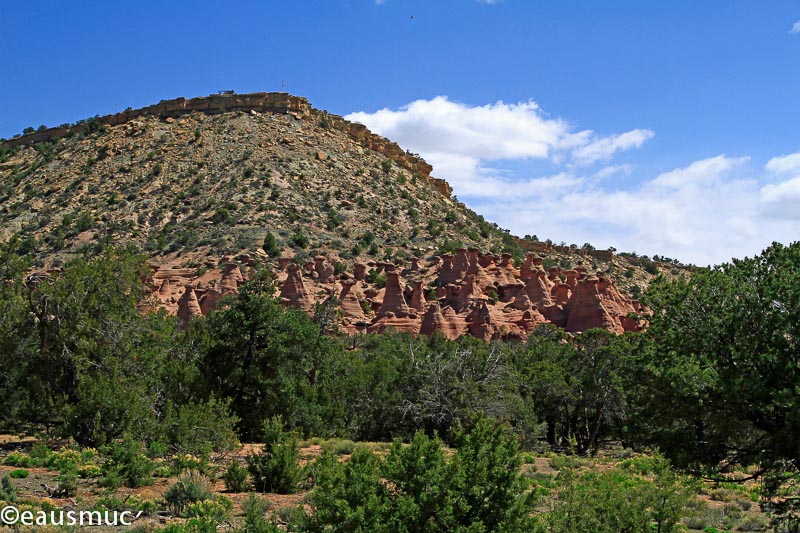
[338,279,365,319]
[314,256,335,283]
[525,271,555,308]
[177,286,202,327]
[507,284,534,310]
[467,300,496,341]
[564,277,621,334]
[409,280,426,312]
[199,288,223,315]
[455,275,483,312]
[279,263,314,310]
[220,263,244,293]
[354,263,368,281]
[420,302,463,340]
[377,270,411,318]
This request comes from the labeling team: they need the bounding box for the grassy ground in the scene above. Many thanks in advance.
[0,435,775,532]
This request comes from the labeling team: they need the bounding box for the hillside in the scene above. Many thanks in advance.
[0,92,688,338]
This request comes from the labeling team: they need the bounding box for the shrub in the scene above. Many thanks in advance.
[4,453,35,468]
[77,464,102,478]
[171,454,211,477]
[160,517,217,533]
[159,397,239,455]
[321,439,355,456]
[101,439,155,488]
[263,231,279,256]
[242,493,279,532]
[246,417,301,494]
[183,496,233,522]
[0,476,16,503]
[57,463,78,497]
[8,469,29,479]
[223,461,249,492]
[290,229,309,249]
[298,418,538,531]
[380,159,392,173]
[164,470,214,516]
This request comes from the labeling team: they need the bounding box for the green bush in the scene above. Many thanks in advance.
[321,439,355,456]
[159,398,239,456]
[101,439,155,488]
[171,453,212,477]
[8,469,28,479]
[290,229,309,249]
[223,461,249,492]
[246,417,301,494]
[0,476,16,503]
[57,463,78,498]
[242,493,280,532]
[183,495,233,522]
[297,418,538,532]
[4,453,36,468]
[164,470,214,516]
[262,231,279,256]
[543,457,694,533]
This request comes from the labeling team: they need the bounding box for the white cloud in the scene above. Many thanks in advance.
[765,150,800,174]
[347,97,572,164]
[650,155,749,189]
[572,129,655,166]
[345,96,652,184]
[791,20,800,34]
[347,97,797,265]
[593,164,633,179]
[761,176,800,220]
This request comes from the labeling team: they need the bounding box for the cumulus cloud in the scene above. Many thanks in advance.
[791,20,800,34]
[345,96,652,184]
[765,150,800,174]
[346,97,797,265]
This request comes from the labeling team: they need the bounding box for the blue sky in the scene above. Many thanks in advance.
[2,1,799,264]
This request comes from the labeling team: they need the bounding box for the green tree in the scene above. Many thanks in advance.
[631,241,800,523]
[196,269,346,439]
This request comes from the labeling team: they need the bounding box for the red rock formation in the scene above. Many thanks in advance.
[525,270,555,308]
[279,263,314,310]
[354,263,368,281]
[314,256,335,283]
[145,247,643,341]
[220,263,244,293]
[455,275,484,312]
[409,280,426,312]
[507,284,534,310]
[199,288,223,315]
[564,277,621,334]
[467,301,497,341]
[376,271,410,318]
[177,286,202,327]
[338,279,365,319]
[420,303,464,340]
[368,312,421,335]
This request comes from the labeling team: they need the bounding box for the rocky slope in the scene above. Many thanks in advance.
[0,92,688,339]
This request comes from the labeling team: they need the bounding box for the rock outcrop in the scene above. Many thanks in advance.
[146,250,642,340]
